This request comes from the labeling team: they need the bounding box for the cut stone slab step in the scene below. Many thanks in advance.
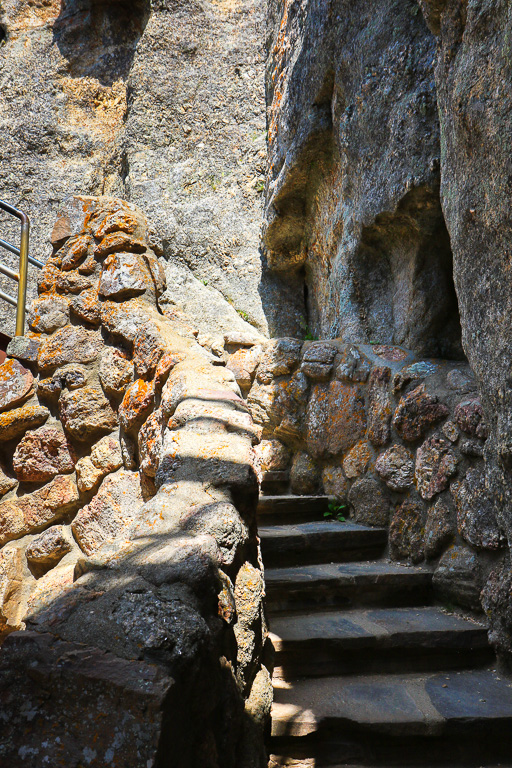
[270,606,492,678]
[271,668,512,764]
[258,495,331,524]
[266,561,432,613]
[260,521,387,567]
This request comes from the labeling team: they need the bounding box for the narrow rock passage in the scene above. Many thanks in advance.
[259,495,512,767]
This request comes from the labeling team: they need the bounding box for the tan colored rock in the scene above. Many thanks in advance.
[100,299,152,344]
[142,251,167,297]
[0,475,79,546]
[99,252,151,300]
[38,325,102,371]
[255,439,291,472]
[0,548,24,638]
[60,234,93,270]
[256,338,302,383]
[0,463,17,497]
[227,345,262,390]
[138,411,164,477]
[154,352,184,393]
[99,347,134,397]
[119,379,155,433]
[72,470,143,556]
[75,456,104,493]
[90,435,123,473]
[59,387,118,442]
[133,325,165,378]
[95,231,146,258]
[343,440,372,479]
[37,365,88,401]
[94,208,140,239]
[0,358,33,413]
[0,404,50,441]
[13,427,76,483]
[69,288,102,326]
[25,525,73,567]
[55,269,95,295]
[28,296,69,334]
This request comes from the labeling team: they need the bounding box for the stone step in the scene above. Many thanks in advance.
[260,521,387,568]
[271,668,512,765]
[261,471,290,494]
[258,495,331,524]
[270,606,492,678]
[265,560,432,614]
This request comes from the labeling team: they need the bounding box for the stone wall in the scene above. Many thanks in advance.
[228,336,508,648]
[0,0,302,340]
[0,197,271,767]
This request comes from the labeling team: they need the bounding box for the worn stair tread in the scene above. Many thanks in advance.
[258,495,331,514]
[260,521,386,563]
[270,606,488,651]
[260,521,386,539]
[271,668,512,738]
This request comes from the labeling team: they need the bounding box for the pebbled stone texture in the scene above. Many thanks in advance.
[393,385,449,442]
[13,426,76,483]
[415,435,458,500]
[0,358,33,413]
[375,444,415,491]
[390,499,426,564]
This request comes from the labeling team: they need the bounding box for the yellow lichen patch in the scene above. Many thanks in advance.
[59,77,127,139]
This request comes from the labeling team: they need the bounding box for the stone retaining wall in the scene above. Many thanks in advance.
[0,197,271,768]
[226,336,509,654]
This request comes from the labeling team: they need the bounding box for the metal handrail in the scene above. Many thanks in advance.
[0,201,42,336]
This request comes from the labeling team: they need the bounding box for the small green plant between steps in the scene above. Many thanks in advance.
[324,502,347,522]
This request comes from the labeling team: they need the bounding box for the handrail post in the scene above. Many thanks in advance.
[15,215,29,336]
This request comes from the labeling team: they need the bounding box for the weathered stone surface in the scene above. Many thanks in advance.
[76,436,123,492]
[133,325,166,378]
[0,548,23,638]
[367,366,392,446]
[38,365,88,401]
[38,326,102,371]
[452,468,505,551]
[95,231,146,258]
[255,439,291,473]
[5,335,41,364]
[69,288,102,326]
[306,381,366,459]
[72,470,142,555]
[100,299,153,344]
[321,466,349,502]
[248,370,309,446]
[348,477,390,527]
[433,546,483,612]
[0,404,50,441]
[59,387,118,442]
[0,632,175,766]
[446,368,477,394]
[415,436,458,500]
[138,411,165,478]
[393,385,449,442]
[227,346,263,391]
[454,397,488,439]
[0,475,79,546]
[99,252,150,299]
[183,502,248,567]
[234,562,265,688]
[482,560,512,656]
[28,296,70,334]
[375,444,415,491]
[0,463,17,498]
[0,359,33,413]
[342,441,372,480]
[60,234,93,270]
[99,346,134,397]
[460,438,484,458]
[290,452,321,495]
[300,342,337,381]
[442,420,459,443]
[389,499,425,564]
[393,361,439,394]
[25,526,73,567]
[119,379,155,433]
[256,339,302,383]
[335,346,371,383]
[75,457,104,494]
[424,499,455,561]
[13,426,76,483]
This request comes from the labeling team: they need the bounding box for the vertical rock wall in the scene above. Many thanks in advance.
[0,197,271,768]
[0,0,301,340]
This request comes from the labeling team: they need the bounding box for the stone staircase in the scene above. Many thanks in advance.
[259,495,512,768]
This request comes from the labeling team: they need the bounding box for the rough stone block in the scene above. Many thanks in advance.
[0,404,49,441]
[367,366,392,446]
[38,325,102,371]
[307,380,366,459]
[25,525,73,567]
[375,444,415,491]
[452,467,505,550]
[415,435,458,500]
[59,387,118,442]
[433,546,483,611]
[392,384,449,442]
[99,252,150,299]
[348,476,390,526]
[13,426,76,483]
[0,358,33,412]
[389,499,425,563]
